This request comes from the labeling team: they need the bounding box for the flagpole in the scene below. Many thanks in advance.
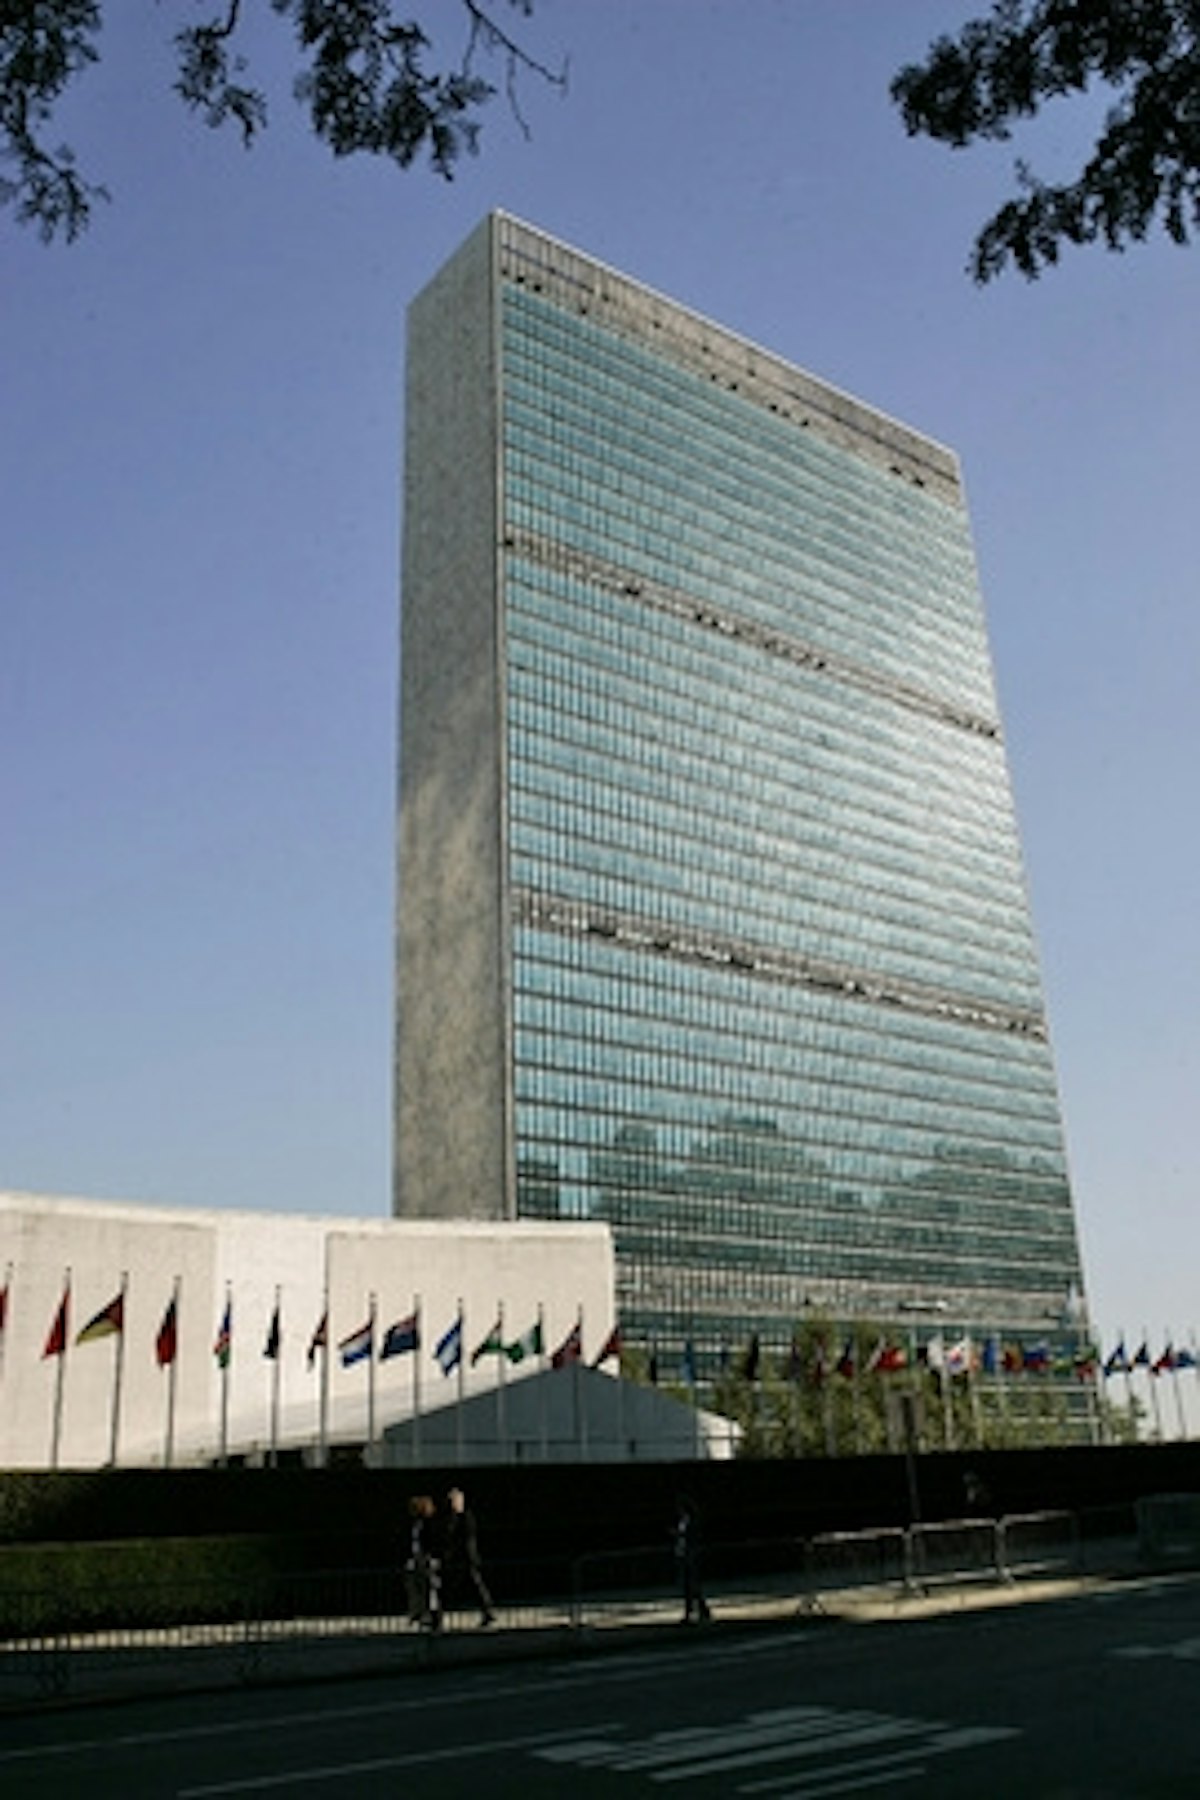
[1144,1324,1163,1440]
[1166,1329,1186,1439]
[51,1268,70,1471]
[496,1300,506,1463]
[1121,1328,1134,1421]
[454,1299,464,1465]
[367,1291,377,1467]
[538,1303,548,1463]
[108,1270,128,1468]
[318,1266,330,1469]
[0,1261,11,1386]
[412,1292,422,1467]
[270,1285,282,1467]
[577,1304,588,1462]
[615,1332,625,1460]
[164,1276,180,1470]
[966,1336,983,1448]
[219,1284,231,1466]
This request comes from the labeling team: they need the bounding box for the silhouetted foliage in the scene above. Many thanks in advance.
[892,0,1200,280]
[1,0,565,242]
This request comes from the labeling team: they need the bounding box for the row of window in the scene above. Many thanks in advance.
[512,928,1055,1076]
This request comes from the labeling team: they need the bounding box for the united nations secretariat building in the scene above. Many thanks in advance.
[395,214,1088,1379]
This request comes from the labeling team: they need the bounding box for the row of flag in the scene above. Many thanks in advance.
[664,1331,1200,1386]
[3,1276,622,1380]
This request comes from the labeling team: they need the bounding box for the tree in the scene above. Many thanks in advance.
[1,0,565,243]
[891,0,1200,281]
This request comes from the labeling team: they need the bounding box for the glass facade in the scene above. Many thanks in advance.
[400,215,1087,1375]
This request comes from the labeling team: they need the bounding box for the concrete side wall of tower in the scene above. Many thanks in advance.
[396,218,510,1220]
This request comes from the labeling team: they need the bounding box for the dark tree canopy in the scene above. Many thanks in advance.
[892,0,1200,281]
[1,0,564,243]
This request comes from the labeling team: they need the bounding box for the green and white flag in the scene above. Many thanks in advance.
[470,1319,506,1366]
[505,1319,544,1364]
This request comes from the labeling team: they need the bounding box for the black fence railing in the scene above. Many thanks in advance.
[0,1503,1180,1711]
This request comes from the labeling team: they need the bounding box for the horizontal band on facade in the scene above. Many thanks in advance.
[496,218,960,503]
[512,887,1047,1041]
[504,527,1001,743]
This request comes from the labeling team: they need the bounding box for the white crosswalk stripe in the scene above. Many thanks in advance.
[534,1704,1020,1794]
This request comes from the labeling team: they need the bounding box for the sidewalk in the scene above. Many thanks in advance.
[5,1561,1193,1716]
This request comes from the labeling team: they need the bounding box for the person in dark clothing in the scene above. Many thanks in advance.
[674,1494,710,1624]
[404,1494,442,1630]
[443,1486,495,1627]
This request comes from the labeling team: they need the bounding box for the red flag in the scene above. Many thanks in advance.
[0,1281,8,1337]
[43,1286,70,1358]
[591,1323,622,1367]
[156,1296,178,1367]
[551,1320,582,1370]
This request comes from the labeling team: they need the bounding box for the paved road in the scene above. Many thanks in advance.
[4,1575,1199,1797]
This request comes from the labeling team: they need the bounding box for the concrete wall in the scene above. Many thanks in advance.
[396,215,511,1221]
[0,1192,613,1470]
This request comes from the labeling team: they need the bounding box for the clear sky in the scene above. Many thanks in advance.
[3,2,1196,1365]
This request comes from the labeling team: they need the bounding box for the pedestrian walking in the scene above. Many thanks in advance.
[443,1485,495,1626]
[404,1494,442,1630]
[674,1493,710,1624]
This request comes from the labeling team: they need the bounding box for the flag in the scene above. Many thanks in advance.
[306,1310,328,1369]
[1131,1341,1151,1369]
[944,1337,975,1377]
[0,1280,8,1339]
[1174,1345,1197,1371]
[866,1338,906,1375]
[741,1333,761,1382]
[263,1305,281,1361]
[680,1339,697,1386]
[434,1314,463,1376]
[923,1333,945,1372]
[1152,1344,1176,1375]
[505,1319,543,1364]
[1103,1340,1129,1377]
[591,1323,621,1367]
[155,1296,178,1368]
[471,1319,505,1365]
[551,1320,583,1370]
[1074,1345,1099,1380]
[980,1337,999,1376]
[380,1312,420,1360]
[76,1290,124,1345]
[810,1338,829,1385]
[835,1339,855,1379]
[338,1318,373,1367]
[43,1287,70,1359]
[1022,1342,1050,1372]
[213,1300,232,1369]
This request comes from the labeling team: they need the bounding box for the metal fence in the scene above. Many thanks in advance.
[0,1505,1159,1710]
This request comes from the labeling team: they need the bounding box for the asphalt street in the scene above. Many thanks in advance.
[3,1575,1199,1798]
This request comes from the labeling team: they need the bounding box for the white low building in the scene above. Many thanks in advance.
[0,1191,616,1471]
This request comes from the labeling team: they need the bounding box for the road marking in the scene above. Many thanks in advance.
[535,1707,1020,1793]
[1112,1636,1200,1662]
[175,1723,620,1796]
[0,1634,810,1766]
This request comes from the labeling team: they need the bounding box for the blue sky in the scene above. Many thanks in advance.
[3,2,1197,1361]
